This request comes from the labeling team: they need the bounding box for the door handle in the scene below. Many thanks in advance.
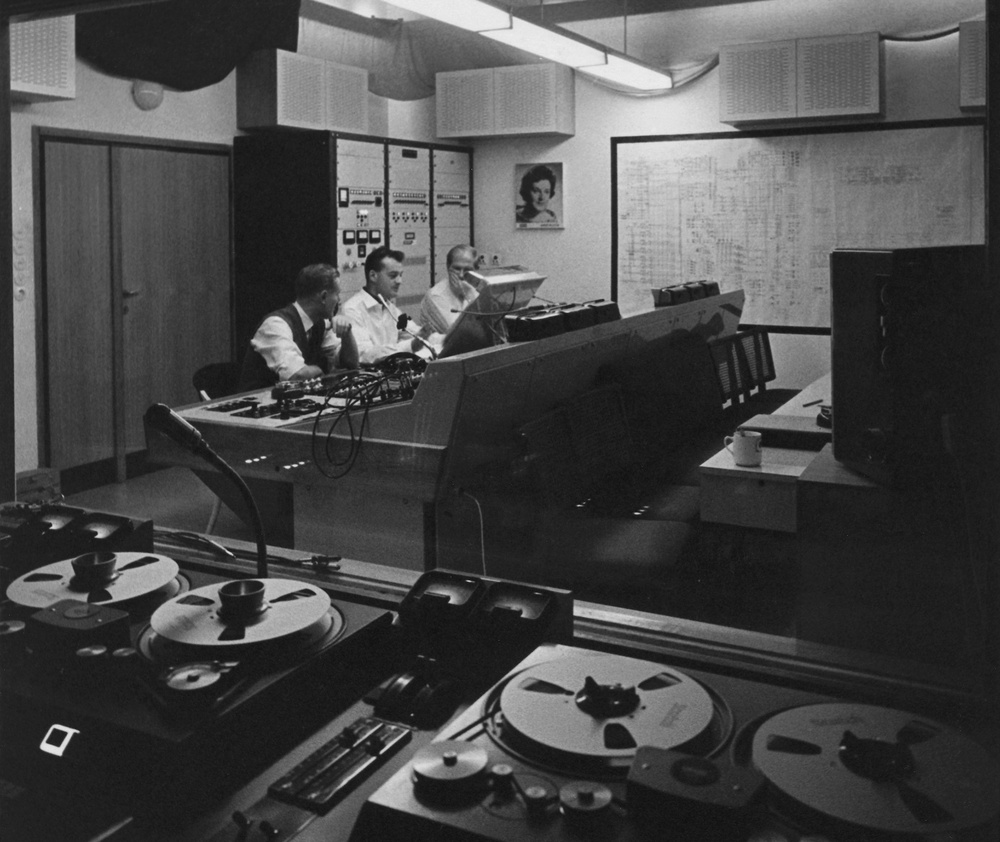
[123,289,141,298]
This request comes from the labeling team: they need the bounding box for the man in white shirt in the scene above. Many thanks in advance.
[342,245,443,364]
[419,244,479,335]
[238,263,358,391]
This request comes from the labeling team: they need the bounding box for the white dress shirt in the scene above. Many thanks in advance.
[419,276,478,335]
[250,301,341,381]
[342,289,434,364]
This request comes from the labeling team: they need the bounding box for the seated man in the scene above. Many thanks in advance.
[342,245,443,364]
[238,263,358,391]
[419,244,479,335]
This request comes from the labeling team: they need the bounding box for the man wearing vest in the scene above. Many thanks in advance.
[238,263,358,391]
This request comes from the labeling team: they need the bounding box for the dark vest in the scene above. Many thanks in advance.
[238,305,327,392]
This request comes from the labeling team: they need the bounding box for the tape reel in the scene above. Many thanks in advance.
[751,703,1000,835]
[498,654,714,770]
[150,578,332,647]
[7,552,181,609]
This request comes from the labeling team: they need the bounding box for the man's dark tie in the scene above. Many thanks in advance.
[307,322,323,358]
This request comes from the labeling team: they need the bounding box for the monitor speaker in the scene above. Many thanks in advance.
[830,245,993,487]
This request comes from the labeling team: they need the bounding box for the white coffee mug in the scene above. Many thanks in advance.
[724,430,762,467]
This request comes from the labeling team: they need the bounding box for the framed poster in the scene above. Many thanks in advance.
[515,162,563,229]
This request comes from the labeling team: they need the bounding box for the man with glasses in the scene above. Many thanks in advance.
[419,244,479,335]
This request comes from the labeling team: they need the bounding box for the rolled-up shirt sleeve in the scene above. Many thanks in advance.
[250,316,304,382]
[320,327,343,369]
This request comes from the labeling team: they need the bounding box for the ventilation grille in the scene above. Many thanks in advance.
[238,49,368,132]
[11,16,75,102]
[959,21,986,110]
[325,61,369,133]
[721,33,882,123]
[496,65,554,132]
[437,69,495,137]
[437,63,574,138]
[798,33,880,118]
[719,41,796,123]
[277,51,326,129]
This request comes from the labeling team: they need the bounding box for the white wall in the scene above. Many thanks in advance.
[11,61,238,472]
[458,34,971,390]
[11,32,972,472]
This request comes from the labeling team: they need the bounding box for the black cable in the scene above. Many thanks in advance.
[166,530,237,560]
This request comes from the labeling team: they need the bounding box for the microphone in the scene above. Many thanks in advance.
[145,403,269,578]
[396,313,438,360]
[145,403,205,453]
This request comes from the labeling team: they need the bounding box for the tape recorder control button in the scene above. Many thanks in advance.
[672,756,721,787]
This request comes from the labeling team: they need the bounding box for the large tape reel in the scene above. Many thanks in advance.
[498,654,714,768]
[150,578,332,647]
[752,703,1000,836]
[7,552,180,609]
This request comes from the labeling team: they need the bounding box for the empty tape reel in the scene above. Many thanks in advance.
[150,578,331,647]
[411,741,489,802]
[497,654,714,773]
[6,552,180,609]
[751,703,1000,836]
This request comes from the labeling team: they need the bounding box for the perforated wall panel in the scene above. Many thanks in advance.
[797,33,881,118]
[436,69,495,137]
[959,21,986,110]
[325,61,369,134]
[719,40,796,123]
[495,64,574,135]
[11,15,75,102]
[276,51,326,130]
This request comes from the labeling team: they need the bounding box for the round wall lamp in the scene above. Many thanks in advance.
[132,79,165,111]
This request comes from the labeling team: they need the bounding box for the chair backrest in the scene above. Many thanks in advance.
[736,328,777,392]
[708,332,750,408]
[193,362,241,401]
[709,328,778,408]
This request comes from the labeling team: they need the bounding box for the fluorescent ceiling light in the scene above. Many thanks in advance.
[385,0,510,33]
[581,54,673,91]
[384,0,673,93]
[481,19,607,68]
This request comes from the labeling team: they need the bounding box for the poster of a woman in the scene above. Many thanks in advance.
[515,162,563,229]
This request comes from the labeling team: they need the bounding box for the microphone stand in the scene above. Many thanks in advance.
[145,404,268,579]
[395,312,438,360]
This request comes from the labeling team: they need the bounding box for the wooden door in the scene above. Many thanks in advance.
[116,146,231,453]
[40,134,231,482]
[42,141,115,468]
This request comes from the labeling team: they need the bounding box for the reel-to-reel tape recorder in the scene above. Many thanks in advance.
[357,645,1000,842]
[0,541,396,841]
[2,508,998,842]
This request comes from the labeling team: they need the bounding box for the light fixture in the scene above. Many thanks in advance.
[384,0,672,92]
[579,54,674,92]
[481,18,606,68]
[384,0,510,33]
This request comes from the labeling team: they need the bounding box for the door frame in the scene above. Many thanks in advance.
[34,127,234,485]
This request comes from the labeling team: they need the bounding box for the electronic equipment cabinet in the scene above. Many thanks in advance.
[233,131,472,353]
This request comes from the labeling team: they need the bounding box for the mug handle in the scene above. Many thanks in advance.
[724,435,734,454]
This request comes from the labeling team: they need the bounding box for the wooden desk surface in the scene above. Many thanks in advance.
[773,372,831,417]
[700,446,816,481]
